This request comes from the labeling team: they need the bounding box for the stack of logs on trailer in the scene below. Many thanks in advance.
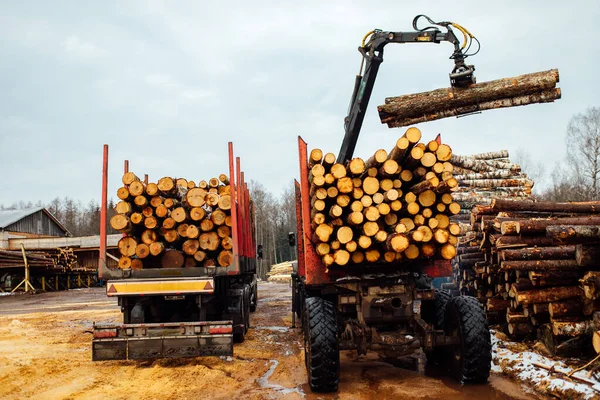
[455,198,600,356]
[110,173,237,269]
[307,127,464,268]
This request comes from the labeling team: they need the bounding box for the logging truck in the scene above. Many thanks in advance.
[291,15,492,392]
[92,143,258,361]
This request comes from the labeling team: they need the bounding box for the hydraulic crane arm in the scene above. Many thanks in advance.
[338,15,479,163]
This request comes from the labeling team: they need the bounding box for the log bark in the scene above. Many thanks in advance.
[549,299,582,318]
[528,270,581,287]
[575,245,600,267]
[552,319,597,336]
[491,199,600,213]
[581,272,600,300]
[380,69,559,125]
[516,286,582,305]
[508,323,534,336]
[501,246,575,261]
[500,259,580,271]
[547,225,600,244]
[486,298,510,311]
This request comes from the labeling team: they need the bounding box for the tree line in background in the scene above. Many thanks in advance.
[1,107,598,276]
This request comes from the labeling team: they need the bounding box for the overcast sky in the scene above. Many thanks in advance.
[1,0,598,206]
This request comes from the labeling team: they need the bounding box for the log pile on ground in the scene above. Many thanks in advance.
[267,261,294,283]
[110,173,236,269]
[377,69,561,128]
[0,248,77,272]
[454,198,600,357]
[308,127,462,268]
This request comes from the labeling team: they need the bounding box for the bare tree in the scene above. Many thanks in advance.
[565,106,600,200]
[513,148,545,192]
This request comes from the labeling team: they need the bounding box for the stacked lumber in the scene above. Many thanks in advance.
[110,173,235,269]
[267,261,294,283]
[377,69,561,128]
[0,248,77,272]
[450,149,533,211]
[455,199,600,356]
[307,127,462,268]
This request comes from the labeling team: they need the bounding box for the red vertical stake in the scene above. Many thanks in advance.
[298,136,327,285]
[124,160,129,174]
[243,180,250,258]
[241,171,247,258]
[236,157,243,257]
[99,145,109,279]
[228,143,239,270]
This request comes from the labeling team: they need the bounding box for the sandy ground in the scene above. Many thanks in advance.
[0,282,544,400]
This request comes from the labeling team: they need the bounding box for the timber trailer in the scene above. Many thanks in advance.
[92,142,257,361]
[291,15,491,392]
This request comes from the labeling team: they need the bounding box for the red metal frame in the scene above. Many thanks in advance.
[241,172,247,258]
[99,145,109,279]
[228,142,240,271]
[294,180,305,277]
[297,136,328,285]
[236,158,243,257]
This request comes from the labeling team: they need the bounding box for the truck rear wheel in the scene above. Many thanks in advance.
[434,289,452,329]
[250,284,257,312]
[444,296,491,383]
[233,293,247,343]
[304,297,339,392]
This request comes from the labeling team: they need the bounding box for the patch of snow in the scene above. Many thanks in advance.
[491,330,600,399]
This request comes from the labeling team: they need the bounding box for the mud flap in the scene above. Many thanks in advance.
[92,321,233,361]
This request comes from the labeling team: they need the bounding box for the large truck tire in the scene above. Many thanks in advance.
[250,283,258,312]
[425,289,453,364]
[434,289,452,329]
[243,285,251,333]
[304,297,340,392]
[444,296,492,384]
[233,293,247,343]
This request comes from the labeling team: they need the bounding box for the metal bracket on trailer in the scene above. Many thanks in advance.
[92,320,233,361]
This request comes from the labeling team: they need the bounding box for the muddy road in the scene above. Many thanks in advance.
[0,283,542,399]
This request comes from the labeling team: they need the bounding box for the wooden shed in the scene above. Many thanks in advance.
[0,207,70,238]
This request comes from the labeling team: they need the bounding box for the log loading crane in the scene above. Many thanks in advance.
[292,15,491,392]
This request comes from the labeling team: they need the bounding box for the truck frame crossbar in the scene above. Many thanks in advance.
[92,321,233,361]
[105,278,215,297]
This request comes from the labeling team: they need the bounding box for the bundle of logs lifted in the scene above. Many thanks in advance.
[110,173,234,269]
[308,127,463,268]
[453,198,600,356]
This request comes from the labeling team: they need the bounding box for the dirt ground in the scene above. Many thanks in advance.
[0,282,544,400]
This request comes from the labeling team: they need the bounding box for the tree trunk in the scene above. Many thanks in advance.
[552,320,597,336]
[501,246,575,261]
[379,69,559,127]
[500,259,580,271]
[581,272,600,300]
[118,236,137,257]
[161,249,184,268]
[547,225,600,244]
[516,286,582,305]
[549,299,582,318]
[528,270,581,287]
[575,245,600,266]
[491,199,600,213]
[218,250,233,267]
